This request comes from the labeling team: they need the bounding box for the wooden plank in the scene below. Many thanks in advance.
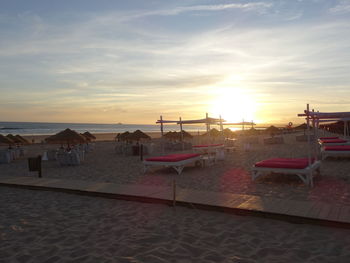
[326,205,343,222]
[338,206,350,223]
[284,200,314,218]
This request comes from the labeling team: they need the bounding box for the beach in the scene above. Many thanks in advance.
[2,131,350,262]
[1,186,350,263]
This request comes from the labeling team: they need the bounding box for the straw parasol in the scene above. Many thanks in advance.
[203,128,221,137]
[80,133,92,142]
[15,135,30,144]
[0,134,14,146]
[132,130,151,140]
[6,134,23,144]
[117,131,131,141]
[163,131,177,140]
[245,127,260,135]
[180,130,192,139]
[83,131,96,140]
[46,128,86,146]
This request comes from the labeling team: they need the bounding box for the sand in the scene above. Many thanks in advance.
[1,186,350,263]
[2,131,350,262]
[3,131,350,205]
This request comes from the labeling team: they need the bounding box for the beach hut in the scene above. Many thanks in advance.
[46,128,86,146]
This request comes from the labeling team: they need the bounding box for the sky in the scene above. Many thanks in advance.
[1,0,350,125]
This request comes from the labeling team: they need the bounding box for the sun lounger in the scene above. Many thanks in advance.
[321,145,350,159]
[252,158,321,187]
[143,153,201,174]
[318,138,350,146]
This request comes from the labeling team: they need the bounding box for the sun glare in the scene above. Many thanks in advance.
[210,88,257,123]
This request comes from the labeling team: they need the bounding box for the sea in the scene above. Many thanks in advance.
[0,121,212,136]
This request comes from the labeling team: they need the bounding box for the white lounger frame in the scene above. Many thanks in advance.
[321,149,350,160]
[143,155,201,175]
[319,142,350,147]
[251,161,321,187]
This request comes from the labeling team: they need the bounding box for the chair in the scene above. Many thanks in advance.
[252,158,321,187]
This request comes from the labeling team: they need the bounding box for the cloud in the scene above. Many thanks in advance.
[329,0,350,14]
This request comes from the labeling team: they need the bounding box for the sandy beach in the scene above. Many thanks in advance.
[2,131,350,262]
[1,186,350,263]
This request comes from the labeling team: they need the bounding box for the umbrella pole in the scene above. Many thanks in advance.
[172,175,176,207]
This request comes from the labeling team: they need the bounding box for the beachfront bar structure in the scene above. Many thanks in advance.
[156,113,225,139]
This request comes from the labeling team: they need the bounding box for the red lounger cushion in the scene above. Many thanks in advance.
[324,146,350,151]
[320,139,347,143]
[193,144,224,148]
[319,137,339,140]
[145,153,200,162]
[254,158,315,169]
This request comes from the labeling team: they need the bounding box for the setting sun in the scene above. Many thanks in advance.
[210,88,257,123]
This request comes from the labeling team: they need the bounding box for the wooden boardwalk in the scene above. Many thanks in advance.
[1,176,350,228]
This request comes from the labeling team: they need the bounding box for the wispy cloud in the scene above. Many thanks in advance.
[329,0,350,14]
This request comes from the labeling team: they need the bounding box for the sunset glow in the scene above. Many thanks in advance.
[1,1,350,124]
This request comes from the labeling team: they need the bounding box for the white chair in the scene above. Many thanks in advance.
[0,150,11,164]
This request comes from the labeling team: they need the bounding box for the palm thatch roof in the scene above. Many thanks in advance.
[15,135,30,144]
[46,128,86,144]
[265,126,280,133]
[132,130,151,140]
[116,131,131,141]
[203,128,221,137]
[83,131,96,140]
[0,134,14,145]
[6,134,23,143]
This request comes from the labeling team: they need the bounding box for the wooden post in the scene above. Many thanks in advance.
[173,176,176,206]
[140,144,143,161]
[206,113,210,132]
[180,117,184,150]
[160,115,164,136]
[38,155,42,178]
[306,104,311,166]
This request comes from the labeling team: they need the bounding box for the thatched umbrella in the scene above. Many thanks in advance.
[265,126,280,137]
[294,123,309,135]
[223,128,235,138]
[180,130,192,139]
[163,131,177,140]
[6,134,23,144]
[132,130,151,140]
[117,131,131,142]
[203,128,221,137]
[80,133,92,142]
[46,128,86,146]
[246,127,260,135]
[15,135,30,144]
[0,134,14,146]
[83,131,96,140]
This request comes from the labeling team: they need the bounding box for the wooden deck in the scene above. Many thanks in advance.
[1,176,350,229]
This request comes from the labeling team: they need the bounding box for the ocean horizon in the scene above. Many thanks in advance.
[0,121,212,136]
